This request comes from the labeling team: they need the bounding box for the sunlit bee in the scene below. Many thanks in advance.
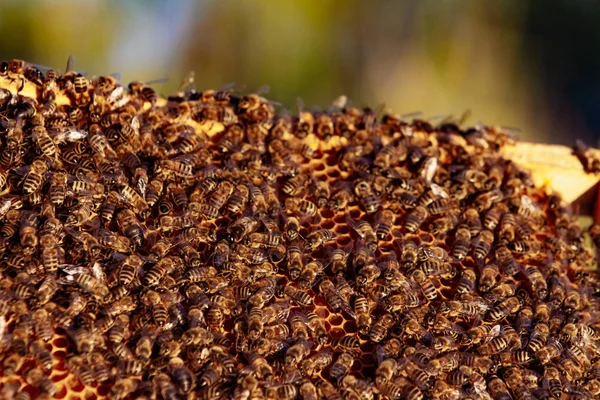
[457,268,476,293]
[319,279,354,317]
[369,313,395,343]
[63,199,94,226]
[486,296,521,321]
[473,229,494,261]
[285,197,317,217]
[305,229,335,250]
[22,159,47,194]
[405,206,428,232]
[411,269,438,301]
[283,285,312,307]
[449,224,471,261]
[353,294,372,335]
[298,260,324,289]
[346,217,378,252]
[225,182,249,214]
[116,208,145,247]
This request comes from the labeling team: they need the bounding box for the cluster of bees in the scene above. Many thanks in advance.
[0,58,599,400]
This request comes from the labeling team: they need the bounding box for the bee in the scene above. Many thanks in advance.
[305,229,335,250]
[249,231,282,249]
[328,185,353,211]
[535,338,563,364]
[473,229,494,261]
[31,125,58,160]
[313,180,331,208]
[346,217,378,252]
[60,272,109,299]
[229,215,260,242]
[227,182,249,214]
[486,296,521,321]
[524,265,547,300]
[375,358,398,386]
[354,179,380,214]
[354,295,372,335]
[116,208,145,247]
[319,279,354,317]
[457,268,476,293]
[298,260,324,289]
[411,269,438,300]
[302,311,328,346]
[405,206,428,233]
[285,338,312,365]
[284,197,317,217]
[30,340,53,372]
[25,368,57,397]
[369,313,395,343]
[21,159,48,194]
[283,285,313,307]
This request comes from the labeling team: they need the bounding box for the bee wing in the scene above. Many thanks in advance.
[14,165,31,176]
[91,261,107,285]
[58,264,89,275]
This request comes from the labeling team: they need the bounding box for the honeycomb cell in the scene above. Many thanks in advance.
[97,385,110,396]
[315,307,330,319]
[349,209,361,219]
[333,214,347,224]
[84,392,97,400]
[52,337,68,349]
[343,321,357,334]
[329,328,346,339]
[321,219,335,230]
[320,209,334,219]
[55,386,68,399]
[336,235,351,246]
[68,378,85,393]
[326,168,340,178]
[333,224,350,235]
[313,162,326,172]
[328,315,343,327]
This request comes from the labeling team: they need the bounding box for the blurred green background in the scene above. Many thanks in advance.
[0,0,598,145]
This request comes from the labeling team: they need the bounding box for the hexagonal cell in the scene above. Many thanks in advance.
[336,235,352,246]
[342,320,357,334]
[84,391,98,400]
[320,209,334,219]
[52,337,68,349]
[328,315,344,327]
[321,219,335,230]
[313,162,326,172]
[67,377,85,393]
[326,168,340,179]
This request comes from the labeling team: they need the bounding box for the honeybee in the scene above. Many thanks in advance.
[354,295,372,335]
[346,217,378,252]
[229,215,260,243]
[305,229,335,250]
[405,206,428,233]
[328,184,353,211]
[21,159,47,194]
[319,279,354,317]
[227,182,250,214]
[298,260,324,289]
[369,313,395,343]
[116,208,145,247]
[284,197,317,217]
[473,229,494,261]
[283,285,313,307]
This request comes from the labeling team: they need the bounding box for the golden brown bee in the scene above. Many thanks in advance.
[283,285,313,307]
[305,228,335,250]
[21,159,47,194]
[116,208,145,247]
[405,205,428,233]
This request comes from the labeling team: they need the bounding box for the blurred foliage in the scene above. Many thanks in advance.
[0,0,598,145]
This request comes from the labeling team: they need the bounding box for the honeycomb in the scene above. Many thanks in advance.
[0,58,599,400]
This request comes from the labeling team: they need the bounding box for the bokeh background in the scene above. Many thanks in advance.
[0,0,598,145]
